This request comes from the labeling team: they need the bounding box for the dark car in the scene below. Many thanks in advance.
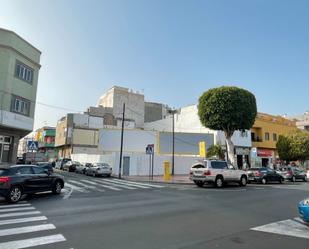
[0,165,65,203]
[63,161,81,172]
[55,158,71,170]
[247,167,284,184]
[278,167,307,182]
[36,162,54,173]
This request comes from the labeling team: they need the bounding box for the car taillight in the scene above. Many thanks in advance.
[204,170,211,176]
[189,171,193,175]
[254,171,261,177]
[0,176,9,183]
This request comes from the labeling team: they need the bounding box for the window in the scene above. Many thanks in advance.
[15,61,34,84]
[16,167,33,175]
[211,161,228,169]
[33,167,46,174]
[11,95,30,116]
[265,132,270,141]
[273,133,277,141]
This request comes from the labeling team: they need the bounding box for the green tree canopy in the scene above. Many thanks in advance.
[198,86,257,165]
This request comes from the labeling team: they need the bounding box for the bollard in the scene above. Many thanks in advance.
[163,161,170,181]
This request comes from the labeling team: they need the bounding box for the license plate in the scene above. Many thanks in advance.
[249,177,254,181]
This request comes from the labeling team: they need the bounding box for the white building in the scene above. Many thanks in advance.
[289,112,309,131]
[145,104,252,169]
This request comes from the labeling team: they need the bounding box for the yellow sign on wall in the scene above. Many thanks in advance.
[163,161,170,181]
[199,141,206,158]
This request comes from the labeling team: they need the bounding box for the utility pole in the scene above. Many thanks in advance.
[119,103,125,179]
[168,109,177,175]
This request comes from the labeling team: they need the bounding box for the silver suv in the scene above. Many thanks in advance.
[189,160,248,188]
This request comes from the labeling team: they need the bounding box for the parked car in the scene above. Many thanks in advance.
[278,167,307,182]
[55,158,71,170]
[247,167,284,184]
[36,162,54,173]
[75,163,91,174]
[189,159,248,188]
[86,163,112,177]
[0,165,65,203]
[298,198,309,223]
[63,161,81,172]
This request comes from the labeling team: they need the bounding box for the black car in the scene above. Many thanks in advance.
[0,165,65,203]
[247,167,284,184]
[36,162,54,173]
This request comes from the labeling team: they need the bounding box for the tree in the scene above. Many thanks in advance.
[198,86,257,166]
[206,145,225,160]
[276,135,295,162]
[276,130,309,163]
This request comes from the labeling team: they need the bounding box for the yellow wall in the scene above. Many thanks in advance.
[251,113,297,149]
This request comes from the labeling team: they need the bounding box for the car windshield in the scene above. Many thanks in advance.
[0,169,8,176]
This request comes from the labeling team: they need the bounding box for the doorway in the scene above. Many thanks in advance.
[237,155,243,169]
[123,156,130,176]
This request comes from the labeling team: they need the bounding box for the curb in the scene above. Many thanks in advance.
[123,178,194,185]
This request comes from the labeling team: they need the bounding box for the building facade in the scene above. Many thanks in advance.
[145,104,252,169]
[55,113,104,158]
[251,112,297,167]
[37,126,57,161]
[0,28,41,165]
[289,112,309,131]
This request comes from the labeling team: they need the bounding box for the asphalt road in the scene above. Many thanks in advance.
[0,171,309,249]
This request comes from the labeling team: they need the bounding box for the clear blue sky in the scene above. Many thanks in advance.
[1,0,308,129]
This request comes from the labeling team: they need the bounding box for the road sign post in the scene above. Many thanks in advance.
[146,144,154,180]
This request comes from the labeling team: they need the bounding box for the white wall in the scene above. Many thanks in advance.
[0,110,34,131]
[99,129,156,153]
[73,114,104,129]
[72,152,202,176]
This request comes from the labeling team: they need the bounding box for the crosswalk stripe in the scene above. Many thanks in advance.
[68,180,105,192]
[89,179,122,191]
[79,180,107,191]
[0,211,41,219]
[0,224,55,237]
[0,207,35,213]
[92,179,137,190]
[0,234,66,249]
[65,183,89,193]
[0,204,31,209]
[104,179,150,189]
[0,216,47,226]
[112,179,164,188]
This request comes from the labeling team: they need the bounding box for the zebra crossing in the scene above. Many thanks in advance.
[64,178,165,194]
[0,201,68,249]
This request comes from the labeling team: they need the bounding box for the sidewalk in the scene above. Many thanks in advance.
[124,174,193,185]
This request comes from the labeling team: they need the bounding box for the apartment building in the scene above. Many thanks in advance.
[0,28,41,164]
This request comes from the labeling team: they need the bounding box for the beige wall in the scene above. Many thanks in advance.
[72,129,98,146]
[55,119,67,147]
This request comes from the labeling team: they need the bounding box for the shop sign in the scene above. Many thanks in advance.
[257,149,273,157]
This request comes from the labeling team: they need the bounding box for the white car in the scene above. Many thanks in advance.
[86,163,112,177]
[189,160,248,188]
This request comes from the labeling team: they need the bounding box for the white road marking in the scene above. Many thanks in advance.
[68,180,105,192]
[79,180,111,191]
[0,211,41,218]
[0,204,31,209]
[0,224,55,237]
[112,178,164,188]
[93,179,137,190]
[64,183,89,193]
[251,217,309,239]
[62,186,73,200]
[0,234,66,249]
[105,179,151,189]
[89,179,122,191]
[0,216,47,226]
[0,207,35,213]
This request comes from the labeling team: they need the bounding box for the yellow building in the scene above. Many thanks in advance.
[251,113,297,166]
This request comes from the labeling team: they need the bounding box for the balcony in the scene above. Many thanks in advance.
[252,137,263,142]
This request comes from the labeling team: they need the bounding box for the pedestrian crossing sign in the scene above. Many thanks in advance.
[27,141,38,151]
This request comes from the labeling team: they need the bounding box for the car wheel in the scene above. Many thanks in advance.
[292,176,296,182]
[52,181,62,195]
[261,178,267,184]
[194,180,204,187]
[215,176,224,188]
[6,186,22,203]
[239,176,247,187]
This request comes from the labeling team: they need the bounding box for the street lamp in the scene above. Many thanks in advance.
[168,109,178,175]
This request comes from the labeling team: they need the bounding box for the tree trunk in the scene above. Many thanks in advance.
[225,135,236,167]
